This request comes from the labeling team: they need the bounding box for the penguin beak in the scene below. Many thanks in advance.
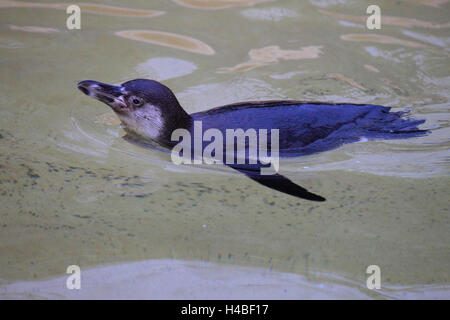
[77,80,127,111]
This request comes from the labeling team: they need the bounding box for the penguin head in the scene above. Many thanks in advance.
[77,79,192,145]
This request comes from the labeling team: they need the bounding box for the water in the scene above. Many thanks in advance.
[0,0,449,299]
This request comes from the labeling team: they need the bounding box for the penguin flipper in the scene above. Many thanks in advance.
[230,166,326,202]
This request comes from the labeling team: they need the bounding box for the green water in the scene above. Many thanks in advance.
[0,0,449,299]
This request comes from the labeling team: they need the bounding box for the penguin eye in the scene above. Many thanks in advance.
[129,96,144,107]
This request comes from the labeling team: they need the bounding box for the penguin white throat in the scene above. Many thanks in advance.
[116,102,165,141]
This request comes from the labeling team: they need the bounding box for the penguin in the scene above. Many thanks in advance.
[77,79,427,202]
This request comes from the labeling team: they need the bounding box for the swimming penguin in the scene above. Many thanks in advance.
[77,79,427,202]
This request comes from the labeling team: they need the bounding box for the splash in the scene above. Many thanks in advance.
[319,9,450,29]
[115,30,215,55]
[0,0,165,17]
[218,45,323,73]
[341,34,450,57]
[9,24,59,33]
[172,0,276,10]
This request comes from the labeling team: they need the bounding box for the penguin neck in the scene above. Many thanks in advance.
[158,104,193,149]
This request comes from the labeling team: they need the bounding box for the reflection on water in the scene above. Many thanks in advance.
[2,259,448,299]
[327,73,367,91]
[402,30,449,48]
[135,57,197,81]
[364,64,380,73]
[172,0,276,10]
[340,34,450,57]
[240,7,298,22]
[94,112,121,126]
[319,9,450,29]
[115,30,215,55]
[0,0,449,299]
[218,45,323,73]
[0,0,165,17]
[177,78,286,110]
[8,25,59,33]
[402,0,448,8]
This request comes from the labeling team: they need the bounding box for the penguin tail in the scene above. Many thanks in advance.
[364,109,429,139]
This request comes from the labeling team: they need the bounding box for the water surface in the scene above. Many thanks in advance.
[0,0,449,299]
